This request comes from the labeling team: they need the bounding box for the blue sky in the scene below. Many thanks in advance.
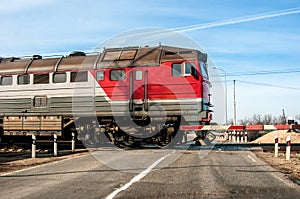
[1,0,300,123]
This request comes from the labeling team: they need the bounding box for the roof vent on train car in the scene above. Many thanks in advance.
[9,57,20,62]
[0,57,20,62]
[32,55,42,60]
[179,50,193,54]
[164,51,177,55]
[69,51,86,57]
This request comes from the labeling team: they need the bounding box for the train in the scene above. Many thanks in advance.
[0,45,212,147]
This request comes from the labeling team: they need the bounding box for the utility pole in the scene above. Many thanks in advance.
[282,109,287,124]
[224,72,228,124]
[213,67,228,124]
[233,80,237,125]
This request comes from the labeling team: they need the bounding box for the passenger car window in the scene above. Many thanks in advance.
[71,71,88,82]
[53,73,66,83]
[185,62,197,76]
[110,70,125,80]
[172,63,182,76]
[18,74,30,85]
[135,70,143,80]
[34,74,49,84]
[96,71,104,81]
[0,76,13,86]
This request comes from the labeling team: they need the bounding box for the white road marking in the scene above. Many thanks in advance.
[247,155,257,163]
[105,154,170,199]
[272,172,287,183]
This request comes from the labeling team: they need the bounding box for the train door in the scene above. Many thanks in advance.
[129,69,148,112]
[199,59,211,123]
[199,60,210,102]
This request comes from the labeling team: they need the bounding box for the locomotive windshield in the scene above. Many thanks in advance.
[199,60,208,79]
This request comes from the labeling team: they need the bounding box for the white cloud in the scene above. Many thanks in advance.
[175,7,300,32]
[189,28,300,56]
[0,0,57,14]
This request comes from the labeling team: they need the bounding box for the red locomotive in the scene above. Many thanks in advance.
[0,45,212,147]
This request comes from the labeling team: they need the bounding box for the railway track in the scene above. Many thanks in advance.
[206,142,300,152]
[1,140,300,152]
[0,141,85,151]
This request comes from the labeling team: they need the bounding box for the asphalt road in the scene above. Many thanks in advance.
[0,148,299,199]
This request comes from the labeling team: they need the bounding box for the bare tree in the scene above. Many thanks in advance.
[238,117,251,125]
[252,114,263,125]
[228,118,234,125]
[272,116,279,124]
[262,114,273,125]
[278,115,286,124]
[230,113,298,125]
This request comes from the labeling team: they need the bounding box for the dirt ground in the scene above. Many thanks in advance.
[252,130,300,144]
[255,151,300,184]
[0,147,88,175]
[251,130,300,184]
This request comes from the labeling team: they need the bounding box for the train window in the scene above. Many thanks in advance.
[110,70,125,81]
[17,74,30,85]
[96,71,104,81]
[53,73,66,83]
[34,74,49,84]
[200,61,208,79]
[71,71,88,82]
[103,51,121,61]
[103,50,137,61]
[184,62,197,76]
[119,50,137,60]
[135,70,143,80]
[0,76,13,86]
[172,63,182,76]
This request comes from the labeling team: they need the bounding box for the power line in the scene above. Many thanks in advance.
[210,79,300,91]
[227,69,300,76]
[235,80,300,90]
[210,68,300,77]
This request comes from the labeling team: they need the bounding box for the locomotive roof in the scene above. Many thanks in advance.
[0,46,207,75]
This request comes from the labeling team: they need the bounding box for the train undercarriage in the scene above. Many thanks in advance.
[0,114,207,148]
[74,115,185,148]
